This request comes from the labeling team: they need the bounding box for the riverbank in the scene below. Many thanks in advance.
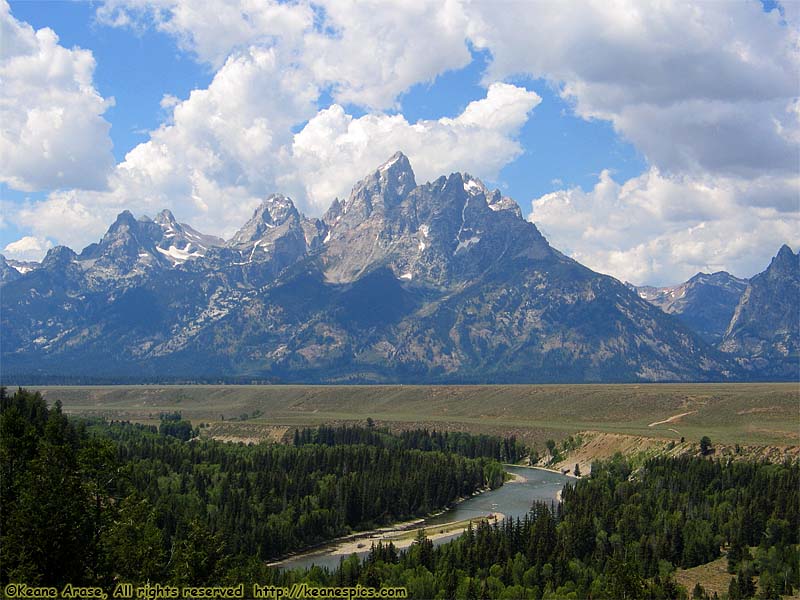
[267,484,495,568]
[269,466,570,571]
[530,465,580,479]
[503,464,578,502]
[504,463,581,480]
[329,513,506,557]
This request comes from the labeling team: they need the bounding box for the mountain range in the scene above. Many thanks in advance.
[1,153,797,383]
[630,272,749,346]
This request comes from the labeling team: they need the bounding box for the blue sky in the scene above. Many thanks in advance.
[1,0,797,285]
[9,1,213,163]
[5,1,645,202]
[2,0,214,247]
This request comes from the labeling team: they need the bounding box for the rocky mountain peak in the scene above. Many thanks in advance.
[96,210,162,254]
[487,193,522,218]
[460,173,522,218]
[71,208,223,276]
[220,195,318,276]
[0,254,20,284]
[688,271,747,291]
[107,209,136,231]
[153,209,223,254]
[263,194,299,225]
[1,256,40,277]
[42,245,78,269]
[336,152,417,223]
[319,156,552,285]
[634,270,748,345]
[461,173,490,196]
[771,244,798,272]
[720,245,799,378]
[377,151,414,179]
[229,194,300,248]
[154,209,178,227]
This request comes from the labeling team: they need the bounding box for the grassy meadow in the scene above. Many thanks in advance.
[26,382,800,448]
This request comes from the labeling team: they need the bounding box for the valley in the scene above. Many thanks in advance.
[39,381,800,452]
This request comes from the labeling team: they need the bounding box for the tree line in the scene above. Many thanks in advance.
[293,424,527,463]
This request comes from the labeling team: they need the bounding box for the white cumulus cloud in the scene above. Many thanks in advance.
[3,235,53,261]
[530,169,800,285]
[97,0,473,110]
[284,82,541,210]
[0,0,114,192]
[97,0,314,69]
[3,0,798,286]
[468,0,799,178]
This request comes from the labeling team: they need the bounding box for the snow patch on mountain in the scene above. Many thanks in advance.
[156,244,204,264]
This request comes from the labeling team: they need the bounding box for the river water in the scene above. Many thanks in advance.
[275,466,571,572]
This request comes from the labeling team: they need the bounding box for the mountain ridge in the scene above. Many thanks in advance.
[1,153,793,384]
[719,244,799,379]
[631,271,748,345]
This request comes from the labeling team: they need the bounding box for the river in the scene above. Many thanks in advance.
[273,466,571,572]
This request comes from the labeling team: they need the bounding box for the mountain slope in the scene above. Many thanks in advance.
[0,153,757,383]
[0,255,21,284]
[719,245,799,379]
[633,272,747,344]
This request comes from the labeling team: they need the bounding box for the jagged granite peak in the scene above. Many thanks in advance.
[154,208,176,225]
[634,271,749,303]
[152,208,224,263]
[228,194,301,248]
[42,245,78,269]
[773,243,797,269]
[78,209,220,274]
[322,156,549,285]
[85,210,162,257]
[634,271,748,344]
[7,258,40,273]
[463,173,523,218]
[720,245,799,378]
[332,151,416,225]
[0,255,41,284]
[219,194,327,282]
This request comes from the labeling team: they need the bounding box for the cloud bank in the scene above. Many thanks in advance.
[1,0,797,285]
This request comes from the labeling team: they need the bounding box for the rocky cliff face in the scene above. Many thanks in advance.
[2,153,785,383]
[0,255,21,284]
[719,245,799,379]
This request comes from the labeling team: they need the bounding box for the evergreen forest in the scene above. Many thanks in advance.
[1,387,798,599]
